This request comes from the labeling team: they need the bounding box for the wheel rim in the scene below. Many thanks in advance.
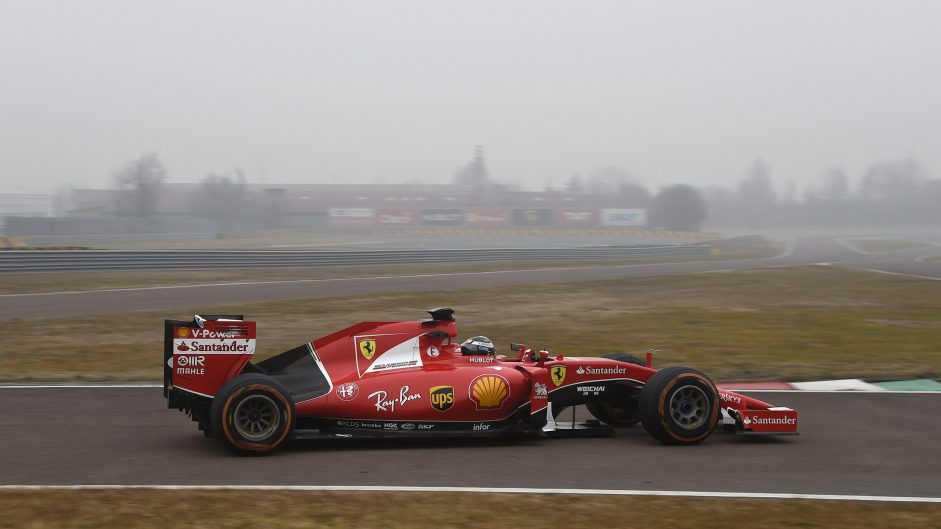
[233,394,280,441]
[668,384,709,430]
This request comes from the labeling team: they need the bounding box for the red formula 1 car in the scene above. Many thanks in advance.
[164,309,798,455]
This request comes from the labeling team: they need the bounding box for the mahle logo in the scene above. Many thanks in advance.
[550,365,567,387]
[359,339,377,360]
[430,386,454,412]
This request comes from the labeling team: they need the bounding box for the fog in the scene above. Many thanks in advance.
[2,0,940,196]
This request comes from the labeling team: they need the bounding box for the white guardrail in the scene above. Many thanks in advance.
[0,245,710,272]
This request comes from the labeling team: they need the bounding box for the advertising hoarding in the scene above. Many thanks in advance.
[556,209,598,226]
[511,209,554,227]
[421,209,464,226]
[328,208,375,226]
[600,209,646,227]
[465,208,509,226]
[375,209,418,225]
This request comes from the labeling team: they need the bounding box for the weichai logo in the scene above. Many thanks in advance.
[430,386,454,412]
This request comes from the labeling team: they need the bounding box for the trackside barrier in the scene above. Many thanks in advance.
[0,245,710,272]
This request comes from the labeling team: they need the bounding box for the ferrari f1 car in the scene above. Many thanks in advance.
[164,309,798,455]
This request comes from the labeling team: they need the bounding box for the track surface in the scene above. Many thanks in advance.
[3,235,941,320]
[1,387,938,496]
[3,233,940,496]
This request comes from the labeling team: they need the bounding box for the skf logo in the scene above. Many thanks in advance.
[469,375,509,410]
[358,339,377,360]
[430,386,454,412]
[176,327,189,338]
[550,365,567,387]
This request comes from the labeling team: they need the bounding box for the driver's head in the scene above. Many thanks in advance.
[460,336,495,356]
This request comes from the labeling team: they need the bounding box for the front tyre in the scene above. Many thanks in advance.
[211,374,295,455]
[639,366,719,445]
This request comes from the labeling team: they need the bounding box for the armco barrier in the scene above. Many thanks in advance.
[0,245,710,272]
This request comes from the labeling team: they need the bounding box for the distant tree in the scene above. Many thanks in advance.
[586,166,651,206]
[818,168,851,202]
[565,174,583,194]
[586,166,632,195]
[113,153,166,218]
[738,159,776,204]
[859,158,924,208]
[737,159,777,226]
[452,146,490,192]
[195,168,249,224]
[649,184,708,231]
[914,179,941,222]
[616,181,652,207]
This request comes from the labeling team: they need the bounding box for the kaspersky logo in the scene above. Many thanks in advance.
[430,386,454,412]
[359,339,377,360]
[550,365,567,387]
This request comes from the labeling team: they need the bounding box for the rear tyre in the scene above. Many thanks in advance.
[211,374,295,455]
[586,354,646,426]
[639,366,719,445]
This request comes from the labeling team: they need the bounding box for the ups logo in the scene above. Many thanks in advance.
[430,386,454,412]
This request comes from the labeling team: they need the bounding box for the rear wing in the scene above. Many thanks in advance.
[163,315,255,402]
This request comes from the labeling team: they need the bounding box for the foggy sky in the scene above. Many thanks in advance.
[1,1,939,194]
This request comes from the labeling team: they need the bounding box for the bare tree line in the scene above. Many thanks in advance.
[109,152,939,231]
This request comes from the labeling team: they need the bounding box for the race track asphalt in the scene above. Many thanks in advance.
[1,387,938,496]
[3,235,941,321]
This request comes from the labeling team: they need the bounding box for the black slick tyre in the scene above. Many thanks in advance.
[639,366,719,445]
[586,354,645,426]
[211,374,295,455]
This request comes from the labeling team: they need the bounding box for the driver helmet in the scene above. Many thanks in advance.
[460,336,495,356]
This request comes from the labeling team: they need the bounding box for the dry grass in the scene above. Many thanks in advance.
[0,491,937,529]
[1,266,939,382]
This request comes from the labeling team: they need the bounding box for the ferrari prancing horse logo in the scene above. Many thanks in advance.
[550,365,567,387]
[359,339,377,360]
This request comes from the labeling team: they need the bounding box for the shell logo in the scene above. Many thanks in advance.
[469,375,510,410]
[176,327,189,338]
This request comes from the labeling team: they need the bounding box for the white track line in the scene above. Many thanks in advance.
[836,238,871,255]
[0,485,937,503]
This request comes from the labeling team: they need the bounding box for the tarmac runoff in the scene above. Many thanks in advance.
[2,387,938,499]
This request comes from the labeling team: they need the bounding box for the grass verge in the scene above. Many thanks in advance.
[0,491,937,529]
[1,266,938,382]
